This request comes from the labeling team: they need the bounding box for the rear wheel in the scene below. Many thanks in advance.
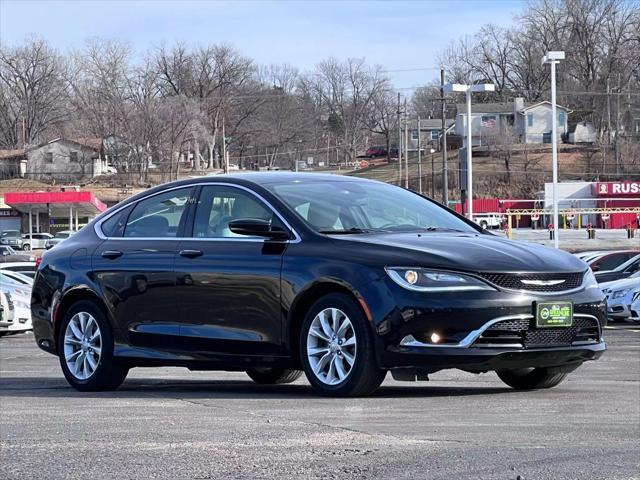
[246,367,302,384]
[496,367,568,390]
[57,300,128,391]
[300,293,386,396]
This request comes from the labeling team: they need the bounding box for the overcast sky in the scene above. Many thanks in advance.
[0,0,524,88]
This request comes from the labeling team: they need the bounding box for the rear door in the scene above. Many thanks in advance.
[92,187,194,350]
[174,184,289,356]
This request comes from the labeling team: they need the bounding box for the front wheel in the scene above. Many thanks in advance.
[300,293,386,397]
[22,243,30,251]
[58,300,128,391]
[246,367,302,384]
[496,367,568,390]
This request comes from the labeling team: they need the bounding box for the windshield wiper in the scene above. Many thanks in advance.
[318,228,371,234]
[422,226,470,233]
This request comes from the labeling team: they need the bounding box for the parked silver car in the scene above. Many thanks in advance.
[0,230,24,249]
[601,272,640,322]
[45,230,75,250]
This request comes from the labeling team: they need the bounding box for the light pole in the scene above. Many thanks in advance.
[542,51,565,249]
[417,115,422,194]
[443,83,495,220]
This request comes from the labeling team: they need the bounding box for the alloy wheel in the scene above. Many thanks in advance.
[63,311,102,380]
[306,307,357,385]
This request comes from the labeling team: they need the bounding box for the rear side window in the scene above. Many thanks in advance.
[100,206,132,238]
[124,188,192,238]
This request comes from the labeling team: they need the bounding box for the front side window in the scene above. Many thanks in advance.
[192,185,282,238]
[268,180,477,234]
[124,187,192,238]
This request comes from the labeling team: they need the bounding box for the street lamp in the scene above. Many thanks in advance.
[443,83,495,220]
[542,51,565,249]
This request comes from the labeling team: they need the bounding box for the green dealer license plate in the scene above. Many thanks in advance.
[535,301,573,328]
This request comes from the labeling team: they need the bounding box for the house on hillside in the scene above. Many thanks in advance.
[455,98,571,146]
[26,138,110,182]
[407,119,456,151]
[0,149,27,179]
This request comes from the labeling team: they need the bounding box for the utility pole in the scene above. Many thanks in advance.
[440,68,448,206]
[404,98,409,188]
[222,115,227,174]
[397,92,402,186]
[615,73,621,174]
[417,115,422,194]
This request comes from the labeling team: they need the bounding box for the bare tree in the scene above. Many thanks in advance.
[0,37,68,147]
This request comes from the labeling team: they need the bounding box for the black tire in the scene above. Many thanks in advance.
[496,367,568,390]
[57,300,128,392]
[246,367,303,384]
[22,243,31,251]
[480,221,488,229]
[300,293,386,397]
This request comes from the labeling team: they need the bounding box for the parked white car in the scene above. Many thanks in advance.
[473,213,503,230]
[20,233,54,251]
[601,272,640,322]
[0,273,32,335]
[0,262,37,279]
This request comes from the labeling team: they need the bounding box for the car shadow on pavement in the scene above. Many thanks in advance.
[0,376,513,399]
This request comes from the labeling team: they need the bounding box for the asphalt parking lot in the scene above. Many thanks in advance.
[1,326,639,480]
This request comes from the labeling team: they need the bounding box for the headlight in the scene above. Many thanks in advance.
[385,267,495,292]
[611,288,630,299]
[583,269,599,290]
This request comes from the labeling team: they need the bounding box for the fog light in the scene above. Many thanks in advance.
[430,332,441,343]
[404,270,419,285]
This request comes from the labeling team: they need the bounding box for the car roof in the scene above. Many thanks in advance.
[0,262,36,269]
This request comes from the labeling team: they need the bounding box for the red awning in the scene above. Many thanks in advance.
[3,191,107,216]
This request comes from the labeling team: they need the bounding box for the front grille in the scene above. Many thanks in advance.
[473,315,600,348]
[477,272,584,292]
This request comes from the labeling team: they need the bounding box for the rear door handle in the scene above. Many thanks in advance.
[179,249,203,258]
[101,250,123,259]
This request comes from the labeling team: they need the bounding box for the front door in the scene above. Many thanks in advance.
[174,184,288,357]
[92,186,194,350]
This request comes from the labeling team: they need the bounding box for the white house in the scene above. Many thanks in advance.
[407,119,455,151]
[455,98,571,146]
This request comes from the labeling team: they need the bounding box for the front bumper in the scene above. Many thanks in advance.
[359,276,607,372]
[384,341,605,371]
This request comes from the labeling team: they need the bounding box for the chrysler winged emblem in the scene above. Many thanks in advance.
[521,279,566,286]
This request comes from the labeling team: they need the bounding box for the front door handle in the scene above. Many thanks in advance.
[101,250,123,259]
[179,249,203,258]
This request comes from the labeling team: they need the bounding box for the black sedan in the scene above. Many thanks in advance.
[31,173,606,396]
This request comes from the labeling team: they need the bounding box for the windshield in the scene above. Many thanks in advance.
[1,230,19,238]
[267,180,477,234]
[54,232,70,239]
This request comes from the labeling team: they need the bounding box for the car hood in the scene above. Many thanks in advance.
[600,276,640,292]
[335,232,587,273]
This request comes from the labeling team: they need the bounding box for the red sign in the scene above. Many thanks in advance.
[595,182,640,197]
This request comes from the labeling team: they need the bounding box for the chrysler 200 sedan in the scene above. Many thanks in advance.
[31,173,606,396]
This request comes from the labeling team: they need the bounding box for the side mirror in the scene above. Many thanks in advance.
[590,265,600,272]
[228,218,290,240]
